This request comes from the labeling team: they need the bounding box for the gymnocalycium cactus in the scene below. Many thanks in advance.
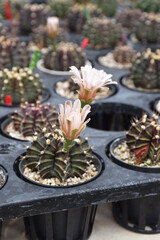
[0,67,43,105]
[135,0,160,13]
[135,13,160,44]
[44,42,86,71]
[83,17,122,49]
[49,0,72,18]
[130,48,160,90]
[24,99,94,181]
[113,45,136,64]
[11,102,60,137]
[126,113,160,164]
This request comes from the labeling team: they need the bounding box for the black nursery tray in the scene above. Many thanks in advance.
[0,45,160,222]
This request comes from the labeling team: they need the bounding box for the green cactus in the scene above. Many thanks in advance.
[130,49,160,90]
[0,36,30,70]
[126,113,160,164]
[0,0,24,19]
[49,0,72,19]
[67,3,102,33]
[83,17,122,49]
[135,13,160,44]
[116,9,143,30]
[135,0,160,13]
[0,67,43,105]
[19,4,53,34]
[24,127,93,181]
[91,0,117,17]
[11,102,60,137]
[113,45,136,64]
[44,42,86,71]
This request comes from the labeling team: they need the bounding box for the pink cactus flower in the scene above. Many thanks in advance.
[59,99,91,141]
[70,65,116,106]
[46,17,59,39]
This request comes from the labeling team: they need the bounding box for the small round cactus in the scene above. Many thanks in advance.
[116,9,143,30]
[130,48,160,90]
[67,3,102,33]
[24,127,94,181]
[31,25,67,49]
[113,45,136,64]
[126,113,160,164]
[135,13,160,44]
[0,67,43,105]
[19,4,53,34]
[44,42,86,71]
[11,102,60,137]
[83,17,122,49]
[91,0,117,17]
[49,0,72,19]
[0,36,30,70]
[135,0,160,13]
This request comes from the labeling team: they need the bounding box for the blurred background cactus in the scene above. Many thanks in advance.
[49,0,72,19]
[44,42,86,71]
[91,0,117,17]
[113,45,136,64]
[0,67,43,105]
[83,17,122,49]
[135,0,160,13]
[130,49,160,90]
[135,13,160,44]
[0,0,25,19]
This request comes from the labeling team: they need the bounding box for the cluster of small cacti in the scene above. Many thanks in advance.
[11,102,60,137]
[0,0,24,19]
[44,42,86,71]
[0,36,30,70]
[126,113,160,164]
[67,3,102,33]
[31,25,67,48]
[116,9,143,30]
[49,0,72,18]
[24,127,93,181]
[0,67,43,105]
[135,13,160,44]
[91,0,117,17]
[135,0,160,13]
[113,45,136,64]
[83,17,122,49]
[130,48,160,90]
[19,4,53,33]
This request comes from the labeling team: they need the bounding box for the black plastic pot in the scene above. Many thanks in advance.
[0,222,2,240]
[87,102,148,131]
[24,205,97,240]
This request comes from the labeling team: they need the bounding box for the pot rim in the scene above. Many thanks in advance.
[109,135,160,173]
[0,165,8,190]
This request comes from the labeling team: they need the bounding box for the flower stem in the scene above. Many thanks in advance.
[51,37,57,50]
[63,139,73,152]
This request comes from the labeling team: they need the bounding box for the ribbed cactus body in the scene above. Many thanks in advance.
[0,36,30,70]
[19,4,53,33]
[49,0,72,18]
[130,49,160,90]
[91,0,117,17]
[12,102,60,137]
[44,42,86,71]
[113,46,135,64]
[116,9,142,30]
[0,67,43,105]
[83,17,122,49]
[135,0,160,13]
[24,128,93,181]
[135,13,160,44]
[67,3,102,33]
[126,113,160,164]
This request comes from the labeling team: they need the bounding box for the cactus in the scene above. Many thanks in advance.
[116,9,143,30]
[31,25,67,48]
[135,0,160,13]
[49,0,72,19]
[83,17,122,49]
[113,45,136,64]
[91,0,117,17]
[67,3,102,33]
[135,13,160,44]
[0,0,24,19]
[0,36,30,70]
[130,48,160,90]
[11,102,60,137]
[126,113,160,164]
[44,42,86,71]
[19,4,53,34]
[24,127,93,181]
[0,67,43,105]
